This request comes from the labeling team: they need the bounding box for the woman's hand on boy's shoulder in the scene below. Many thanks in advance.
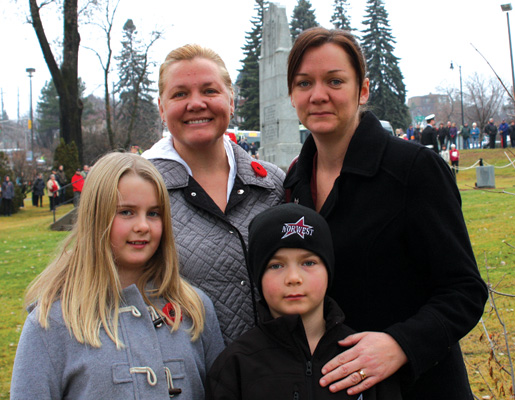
[319,332,407,395]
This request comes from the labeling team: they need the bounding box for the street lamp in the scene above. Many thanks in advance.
[26,67,35,166]
[501,3,515,99]
[450,61,465,128]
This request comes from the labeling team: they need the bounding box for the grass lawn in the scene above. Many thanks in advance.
[453,148,515,398]
[0,202,73,399]
[0,147,514,398]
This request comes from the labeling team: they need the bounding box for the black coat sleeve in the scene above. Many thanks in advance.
[385,148,487,379]
[205,350,241,400]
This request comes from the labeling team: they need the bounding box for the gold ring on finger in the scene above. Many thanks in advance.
[359,369,366,381]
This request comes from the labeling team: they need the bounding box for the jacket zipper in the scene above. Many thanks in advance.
[306,360,313,376]
[306,360,314,400]
[291,361,314,399]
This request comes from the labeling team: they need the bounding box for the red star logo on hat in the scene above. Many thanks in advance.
[281,217,314,239]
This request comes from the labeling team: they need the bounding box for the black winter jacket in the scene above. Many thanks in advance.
[206,298,402,400]
[32,178,45,196]
[485,122,498,136]
[283,111,488,400]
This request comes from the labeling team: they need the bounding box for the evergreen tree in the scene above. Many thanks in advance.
[37,79,86,151]
[115,19,160,149]
[36,80,60,151]
[290,0,318,43]
[331,0,352,31]
[361,0,411,130]
[237,0,267,131]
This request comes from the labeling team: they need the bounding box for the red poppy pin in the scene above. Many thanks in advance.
[162,302,182,324]
[251,161,267,177]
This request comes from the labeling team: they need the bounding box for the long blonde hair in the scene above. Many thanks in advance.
[25,152,206,347]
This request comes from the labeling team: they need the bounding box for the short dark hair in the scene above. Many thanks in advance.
[287,27,367,98]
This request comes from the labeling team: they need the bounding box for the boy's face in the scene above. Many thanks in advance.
[262,248,328,320]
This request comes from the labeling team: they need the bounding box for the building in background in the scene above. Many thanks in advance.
[408,93,449,126]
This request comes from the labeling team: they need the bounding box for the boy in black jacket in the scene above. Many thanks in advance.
[206,203,402,399]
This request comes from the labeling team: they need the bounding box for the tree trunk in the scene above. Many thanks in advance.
[103,1,117,150]
[104,65,115,149]
[29,0,84,163]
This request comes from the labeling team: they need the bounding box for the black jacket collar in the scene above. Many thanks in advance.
[256,297,346,353]
[284,111,389,190]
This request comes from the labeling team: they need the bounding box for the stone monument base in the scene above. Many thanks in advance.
[476,165,495,188]
[260,143,302,172]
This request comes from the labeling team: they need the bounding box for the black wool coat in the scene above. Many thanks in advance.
[283,111,488,400]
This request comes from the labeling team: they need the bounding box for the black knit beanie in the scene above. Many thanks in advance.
[248,203,334,296]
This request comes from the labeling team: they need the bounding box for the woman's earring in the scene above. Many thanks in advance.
[162,120,168,131]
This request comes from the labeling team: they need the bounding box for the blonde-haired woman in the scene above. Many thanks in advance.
[143,44,285,344]
[11,152,224,399]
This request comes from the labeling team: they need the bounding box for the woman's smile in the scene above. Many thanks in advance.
[158,57,234,153]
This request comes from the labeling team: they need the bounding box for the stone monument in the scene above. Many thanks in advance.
[259,2,302,171]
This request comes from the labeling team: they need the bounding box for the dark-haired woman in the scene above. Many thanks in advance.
[284,27,487,400]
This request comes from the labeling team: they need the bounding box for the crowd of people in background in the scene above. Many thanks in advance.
[399,118,515,150]
[0,165,91,216]
[236,135,259,159]
[2,133,263,218]
[389,115,515,180]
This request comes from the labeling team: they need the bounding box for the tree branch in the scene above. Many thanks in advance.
[28,0,62,86]
[471,43,515,103]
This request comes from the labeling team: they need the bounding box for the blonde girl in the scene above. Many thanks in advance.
[11,152,224,399]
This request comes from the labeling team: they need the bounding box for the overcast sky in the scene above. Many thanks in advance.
[1,0,513,120]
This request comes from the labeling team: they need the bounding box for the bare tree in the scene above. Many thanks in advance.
[81,94,111,162]
[434,85,459,123]
[464,73,505,132]
[28,0,84,163]
[0,120,26,149]
[83,0,120,150]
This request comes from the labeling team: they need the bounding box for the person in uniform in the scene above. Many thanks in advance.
[420,114,439,153]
